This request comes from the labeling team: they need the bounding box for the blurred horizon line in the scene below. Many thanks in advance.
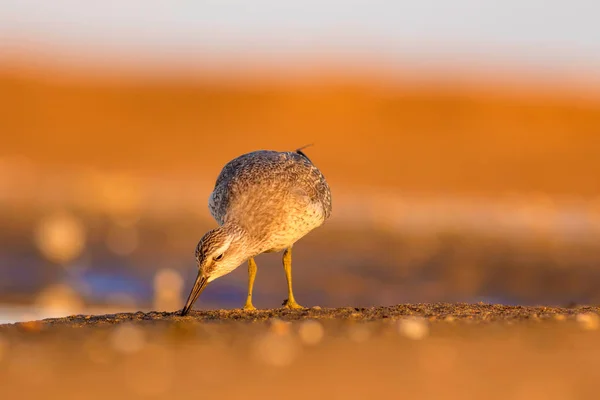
[2,45,600,101]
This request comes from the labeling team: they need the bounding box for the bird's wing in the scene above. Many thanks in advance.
[208,190,222,224]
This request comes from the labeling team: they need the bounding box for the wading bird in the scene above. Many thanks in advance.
[180,147,332,315]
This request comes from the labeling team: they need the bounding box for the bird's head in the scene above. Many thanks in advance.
[180,226,246,315]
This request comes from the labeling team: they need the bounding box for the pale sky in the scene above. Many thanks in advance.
[1,0,599,70]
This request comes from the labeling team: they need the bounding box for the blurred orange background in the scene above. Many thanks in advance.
[2,1,600,322]
[2,62,600,194]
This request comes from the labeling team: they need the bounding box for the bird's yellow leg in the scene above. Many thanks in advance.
[243,257,257,311]
[282,247,305,309]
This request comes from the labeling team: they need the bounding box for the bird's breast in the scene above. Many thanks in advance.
[252,201,325,253]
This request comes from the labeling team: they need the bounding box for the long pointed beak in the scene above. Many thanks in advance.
[180,272,209,316]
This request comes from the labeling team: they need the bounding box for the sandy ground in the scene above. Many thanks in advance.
[3,303,599,326]
[1,303,600,400]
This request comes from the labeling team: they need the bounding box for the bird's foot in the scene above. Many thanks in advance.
[243,302,257,311]
[282,298,305,310]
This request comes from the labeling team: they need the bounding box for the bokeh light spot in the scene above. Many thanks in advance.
[298,320,324,345]
[576,313,599,330]
[110,323,146,354]
[34,283,84,317]
[153,268,184,311]
[254,331,299,367]
[269,318,292,336]
[397,317,430,340]
[34,211,86,264]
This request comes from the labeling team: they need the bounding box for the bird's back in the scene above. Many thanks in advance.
[209,150,331,250]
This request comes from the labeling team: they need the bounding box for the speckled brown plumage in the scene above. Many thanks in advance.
[208,149,332,254]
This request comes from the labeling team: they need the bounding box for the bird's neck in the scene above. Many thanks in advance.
[220,221,262,258]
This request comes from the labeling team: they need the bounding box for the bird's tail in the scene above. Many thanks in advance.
[296,143,315,162]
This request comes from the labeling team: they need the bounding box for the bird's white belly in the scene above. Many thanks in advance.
[261,202,325,253]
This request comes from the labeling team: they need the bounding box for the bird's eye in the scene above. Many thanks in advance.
[214,254,224,261]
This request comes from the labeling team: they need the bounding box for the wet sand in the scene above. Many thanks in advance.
[1,303,599,400]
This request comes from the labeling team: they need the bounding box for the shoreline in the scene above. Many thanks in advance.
[2,303,599,329]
